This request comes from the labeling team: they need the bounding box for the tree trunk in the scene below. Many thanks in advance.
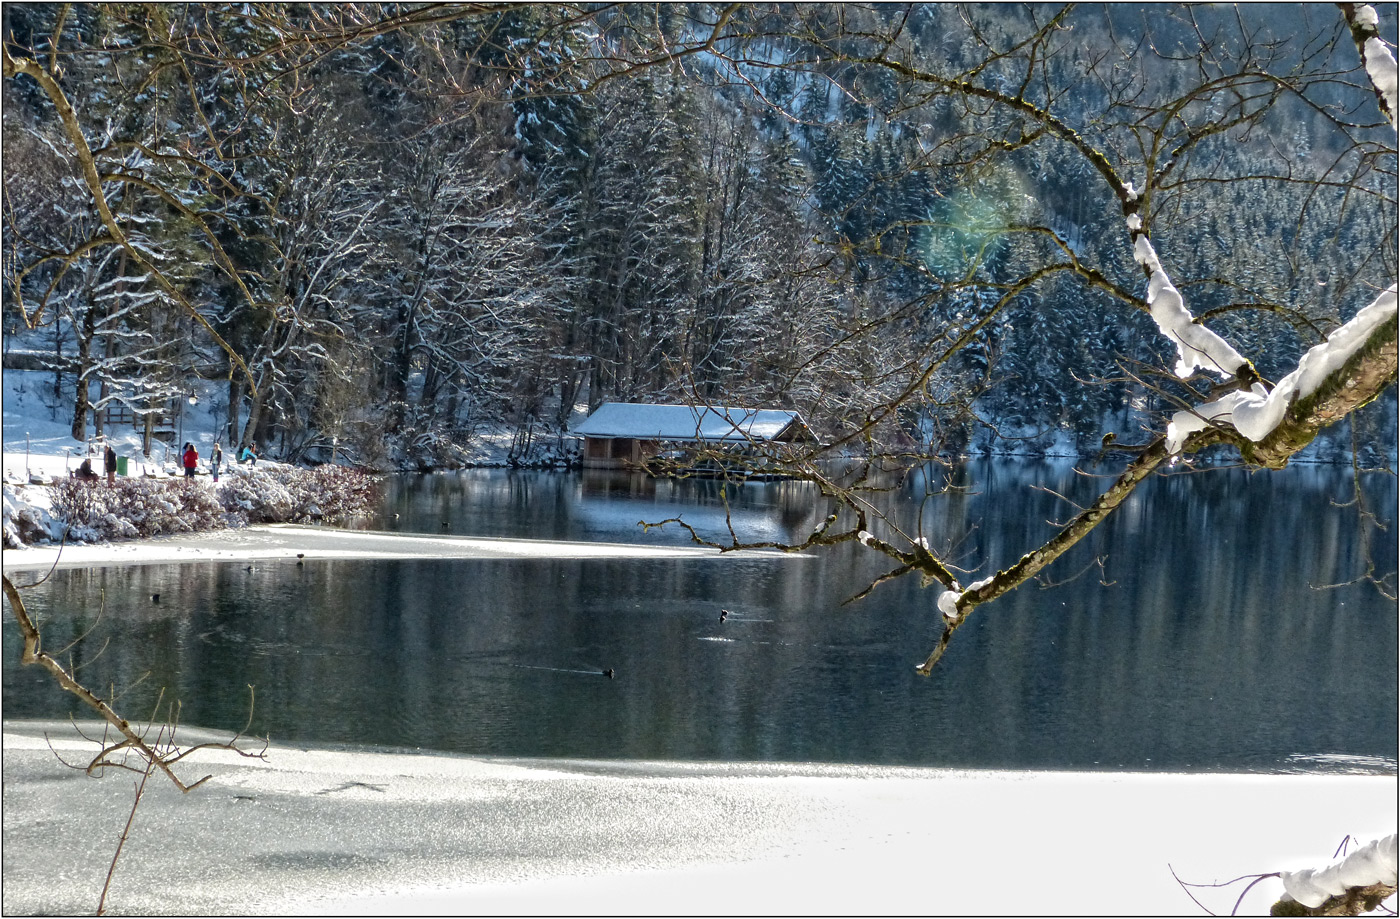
[227,377,241,448]
[70,373,89,441]
[239,365,279,455]
[70,307,93,440]
[240,389,263,452]
[387,301,415,431]
[51,322,64,412]
[556,370,581,429]
[95,250,126,441]
[254,410,273,456]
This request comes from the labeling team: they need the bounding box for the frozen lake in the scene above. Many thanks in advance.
[3,459,1396,773]
[5,720,1393,916]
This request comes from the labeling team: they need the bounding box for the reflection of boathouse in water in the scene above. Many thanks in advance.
[570,402,812,471]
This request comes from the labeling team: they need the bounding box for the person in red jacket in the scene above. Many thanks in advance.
[182,442,199,482]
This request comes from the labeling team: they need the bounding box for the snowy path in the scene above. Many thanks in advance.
[2,721,1393,916]
[1,523,790,573]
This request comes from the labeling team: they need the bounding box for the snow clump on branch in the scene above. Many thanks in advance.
[1365,35,1399,114]
[1166,284,1399,454]
[1132,235,1247,380]
[1278,833,1397,909]
[936,578,992,621]
[937,590,961,620]
[1354,5,1399,120]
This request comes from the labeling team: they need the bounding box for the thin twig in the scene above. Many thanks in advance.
[97,756,155,916]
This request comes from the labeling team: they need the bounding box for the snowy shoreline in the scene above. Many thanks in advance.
[0,521,784,574]
[2,720,1395,916]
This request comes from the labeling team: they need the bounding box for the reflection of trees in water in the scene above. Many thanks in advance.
[3,463,1394,769]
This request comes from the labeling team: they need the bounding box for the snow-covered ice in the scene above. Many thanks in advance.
[1,722,1394,916]
[0,522,767,572]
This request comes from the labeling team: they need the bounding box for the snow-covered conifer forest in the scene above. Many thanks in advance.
[3,3,1394,471]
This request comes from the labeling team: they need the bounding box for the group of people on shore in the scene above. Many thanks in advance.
[73,439,260,484]
[72,442,120,485]
[184,441,260,480]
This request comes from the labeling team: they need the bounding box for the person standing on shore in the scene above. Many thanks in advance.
[182,442,199,483]
[211,442,223,482]
[104,442,117,486]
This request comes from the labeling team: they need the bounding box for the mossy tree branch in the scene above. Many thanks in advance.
[1271,882,1399,916]
[1242,311,1399,470]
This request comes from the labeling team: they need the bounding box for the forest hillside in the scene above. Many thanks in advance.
[3,4,1395,470]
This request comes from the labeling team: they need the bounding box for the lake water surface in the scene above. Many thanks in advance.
[4,459,1396,773]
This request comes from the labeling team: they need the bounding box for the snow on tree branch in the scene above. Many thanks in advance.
[1277,833,1398,910]
[1159,8,1398,457]
[1,43,257,396]
[1130,230,1249,381]
[1166,285,1399,454]
[1343,4,1399,129]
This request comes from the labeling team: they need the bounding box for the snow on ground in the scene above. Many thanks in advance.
[2,367,225,482]
[1,722,1394,916]
[2,368,225,546]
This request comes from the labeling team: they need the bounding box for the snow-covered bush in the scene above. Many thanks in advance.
[215,465,298,523]
[3,484,55,548]
[287,464,381,522]
[39,465,383,542]
[51,478,227,541]
[216,463,380,524]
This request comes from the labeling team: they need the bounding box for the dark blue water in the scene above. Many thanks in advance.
[4,460,1396,773]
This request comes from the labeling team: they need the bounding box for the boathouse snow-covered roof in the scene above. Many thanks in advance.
[570,402,808,443]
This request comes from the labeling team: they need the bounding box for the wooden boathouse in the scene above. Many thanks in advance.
[570,402,810,470]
